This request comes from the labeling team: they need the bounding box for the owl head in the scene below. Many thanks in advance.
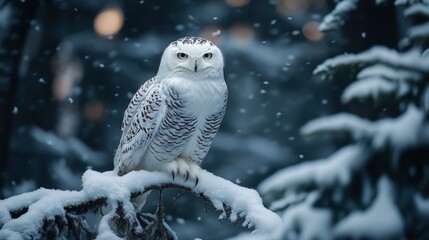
[157,37,224,79]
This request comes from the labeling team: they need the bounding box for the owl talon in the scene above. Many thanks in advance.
[171,171,175,180]
[194,177,199,187]
[184,171,189,182]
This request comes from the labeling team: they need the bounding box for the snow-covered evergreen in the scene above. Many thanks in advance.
[232,1,429,239]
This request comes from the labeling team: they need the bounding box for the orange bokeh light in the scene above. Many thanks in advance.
[230,23,255,44]
[94,7,124,36]
[277,0,326,15]
[302,21,323,41]
[200,25,224,44]
[84,100,105,122]
[225,0,250,7]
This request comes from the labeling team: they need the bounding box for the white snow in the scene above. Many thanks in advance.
[229,193,333,240]
[0,189,85,239]
[301,113,373,139]
[404,3,429,18]
[269,192,306,212]
[314,47,429,77]
[2,180,36,198]
[281,198,333,240]
[258,145,368,195]
[409,21,429,40]
[319,0,358,32]
[357,64,421,82]
[0,169,280,238]
[0,188,56,226]
[342,76,396,103]
[414,194,429,220]
[333,176,404,239]
[300,105,428,152]
[370,105,426,150]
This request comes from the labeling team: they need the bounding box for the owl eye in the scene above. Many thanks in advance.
[203,53,212,59]
[177,52,188,59]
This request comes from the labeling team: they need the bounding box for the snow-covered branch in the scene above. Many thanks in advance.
[258,145,370,199]
[341,64,422,103]
[319,0,359,32]
[301,105,429,151]
[404,3,429,19]
[314,47,429,79]
[333,176,404,239]
[0,169,280,239]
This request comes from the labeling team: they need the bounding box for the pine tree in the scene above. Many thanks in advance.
[235,1,429,239]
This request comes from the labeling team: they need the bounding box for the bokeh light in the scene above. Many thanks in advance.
[277,0,326,15]
[94,7,124,36]
[200,25,224,44]
[225,0,251,7]
[84,100,105,122]
[52,57,83,101]
[277,0,310,15]
[230,23,255,44]
[302,21,323,41]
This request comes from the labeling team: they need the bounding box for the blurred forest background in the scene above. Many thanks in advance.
[1,0,428,239]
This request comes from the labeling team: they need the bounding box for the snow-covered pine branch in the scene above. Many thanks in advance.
[301,105,429,151]
[333,176,403,239]
[314,46,429,107]
[0,169,280,239]
[341,64,422,103]
[319,0,359,32]
[404,3,429,19]
[314,47,429,80]
[258,145,370,200]
[234,175,403,240]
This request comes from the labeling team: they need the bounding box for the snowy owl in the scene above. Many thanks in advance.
[114,36,228,185]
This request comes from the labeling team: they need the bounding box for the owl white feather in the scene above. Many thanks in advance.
[114,37,228,185]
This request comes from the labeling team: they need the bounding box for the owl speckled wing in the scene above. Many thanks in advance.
[191,90,228,164]
[121,77,158,131]
[114,79,165,175]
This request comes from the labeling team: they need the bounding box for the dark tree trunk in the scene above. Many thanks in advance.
[0,0,39,189]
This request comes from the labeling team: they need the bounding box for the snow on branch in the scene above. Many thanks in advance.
[404,3,429,19]
[333,176,404,239]
[230,192,334,240]
[258,145,370,197]
[318,0,392,32]
[314,47,429,80]
[357,64,422,81]
[237,170,405,240]
[414,193,429,221]
[409,21,429,40]
[319,0,359,32]
[301,105,428,151]
[0,169,280,239]
[301,113,373,139]
[342,76,396,103]
[342,64,423,103]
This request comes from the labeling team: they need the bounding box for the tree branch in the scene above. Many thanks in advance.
[0,169,280,239]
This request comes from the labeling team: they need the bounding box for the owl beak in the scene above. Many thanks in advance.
[194,60,198,72]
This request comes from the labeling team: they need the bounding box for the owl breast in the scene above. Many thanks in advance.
[178,78,227,160]
[142,76,227,169]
